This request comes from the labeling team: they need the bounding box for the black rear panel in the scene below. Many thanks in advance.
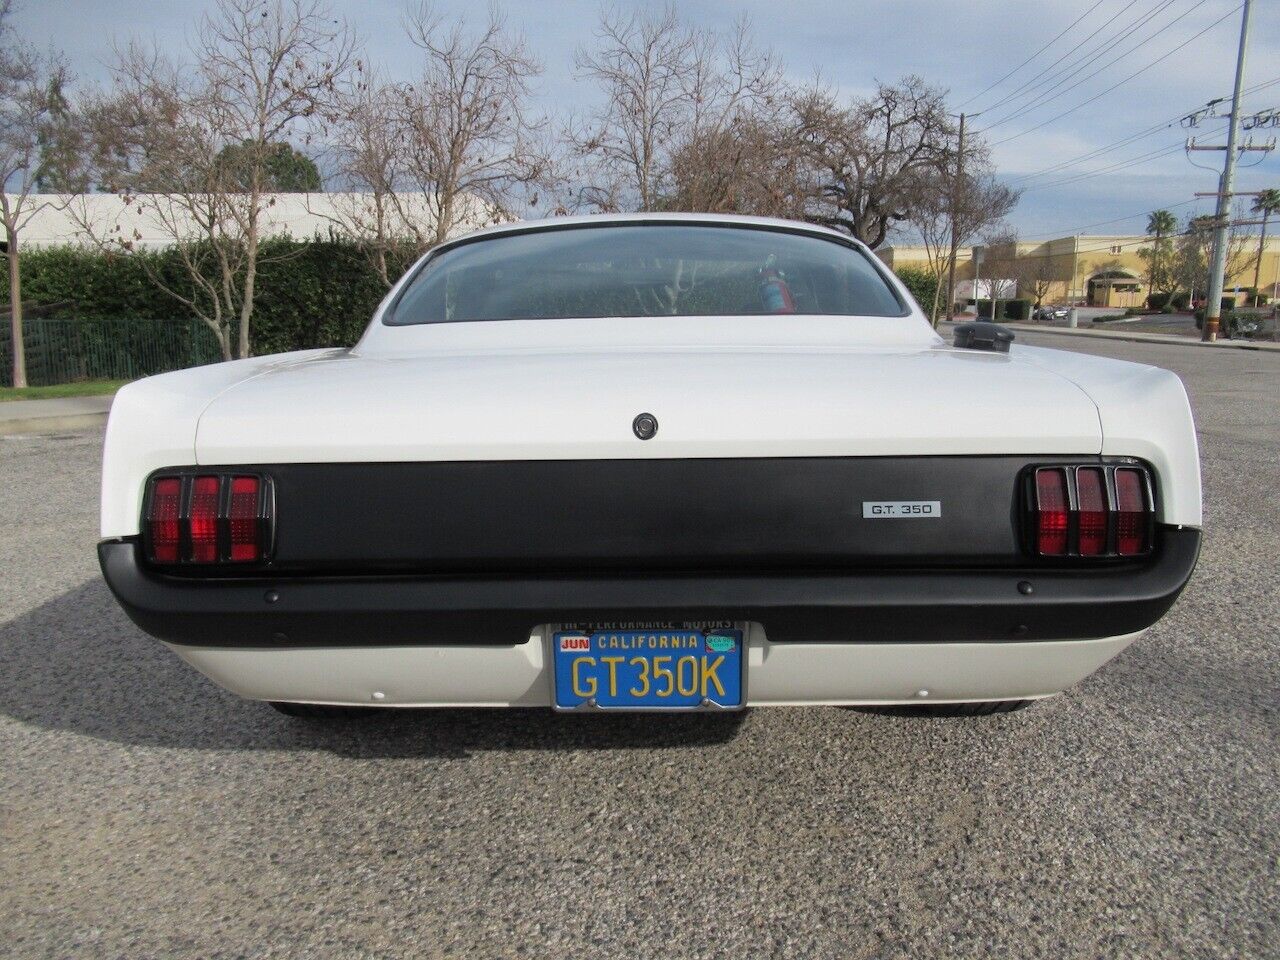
[206,456,1104,574]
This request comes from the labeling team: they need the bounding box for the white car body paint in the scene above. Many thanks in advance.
[168,626,1143,708]
[99,213,1201,707]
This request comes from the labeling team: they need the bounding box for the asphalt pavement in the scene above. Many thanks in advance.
[1,333,1277,959]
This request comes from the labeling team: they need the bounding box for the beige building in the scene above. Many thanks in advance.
[879,233,1280,309]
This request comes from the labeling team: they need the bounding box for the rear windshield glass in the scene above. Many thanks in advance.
[387,224,906,324]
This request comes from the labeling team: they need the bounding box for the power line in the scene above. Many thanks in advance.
[970,0,1146,116]
[978,0,1184,130]
[986,3,1244,148]
[979,0,1210,133]
[1008,75,1280,185]
[956,0,1111,110]
[1020,131,1227,192]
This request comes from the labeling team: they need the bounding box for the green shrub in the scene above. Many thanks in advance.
[1003,298,1032,321]
[0,238,417,356]
[1147,292,1172,310]
[892,267,938,317]
[1171,291,1190,310]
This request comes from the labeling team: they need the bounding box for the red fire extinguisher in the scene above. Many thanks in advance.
[758,254,796,313]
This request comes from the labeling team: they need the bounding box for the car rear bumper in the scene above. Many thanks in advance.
[99,528,1199,648]
[166,628,1146,706]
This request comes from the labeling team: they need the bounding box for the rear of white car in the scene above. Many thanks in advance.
[98,214,1201,715]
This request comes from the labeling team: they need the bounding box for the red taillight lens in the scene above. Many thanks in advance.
[1114,468,1149,556]
[143,473,271,565]
[1034,468,1069,556]
[228,476,261,562]
[1075,467,1108,556]
[1028,463,1154,558]
[146,477,182,563]
[189,475,221,562]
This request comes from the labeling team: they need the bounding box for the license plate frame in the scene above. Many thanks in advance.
[548,622,747,712]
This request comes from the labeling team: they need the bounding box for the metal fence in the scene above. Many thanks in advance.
[0,317,224,387]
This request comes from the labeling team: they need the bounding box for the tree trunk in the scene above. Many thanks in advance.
[238,240,257,360]
[7,230,26,389]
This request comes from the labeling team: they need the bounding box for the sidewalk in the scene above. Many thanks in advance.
[942,319,1280,353]
[0,394,113,436]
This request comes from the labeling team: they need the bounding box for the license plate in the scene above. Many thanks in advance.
[552,627,744,710]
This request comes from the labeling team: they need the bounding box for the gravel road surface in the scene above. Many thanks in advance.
[1,333,1276,959]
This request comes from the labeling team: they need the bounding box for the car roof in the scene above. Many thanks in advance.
[443,212,868,250]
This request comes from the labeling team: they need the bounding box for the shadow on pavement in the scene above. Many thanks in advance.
[0,579,747,758]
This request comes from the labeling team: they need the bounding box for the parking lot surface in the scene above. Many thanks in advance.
[1,333,1276,959]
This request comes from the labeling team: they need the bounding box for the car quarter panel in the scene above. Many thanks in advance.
[1016,345,1202,528]
[99,349,342,539]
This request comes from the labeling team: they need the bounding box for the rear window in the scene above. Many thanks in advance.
[387,223,906,324]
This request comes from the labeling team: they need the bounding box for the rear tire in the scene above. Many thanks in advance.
[268,701,382,720]
[852,699,1033,718]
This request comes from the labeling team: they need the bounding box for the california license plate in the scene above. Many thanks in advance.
[552,626,744,710]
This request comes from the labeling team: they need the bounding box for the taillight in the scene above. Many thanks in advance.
[189,476,221,563]
[1028,463,1154,559]
[1034,468,1069,556]
[143,473,271,565]
[228,476,262,561]
[1114,468,1150,556]
[1075,467,1108,556]
[146,477,182,563]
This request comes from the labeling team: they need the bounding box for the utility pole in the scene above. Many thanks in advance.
[944,112,967,324]
[1203,0,1253,342]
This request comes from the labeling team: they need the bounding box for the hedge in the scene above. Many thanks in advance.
[0,239,416,356]
[4,244,949,359]
[975,298,1031,321]
[892,267,939,317]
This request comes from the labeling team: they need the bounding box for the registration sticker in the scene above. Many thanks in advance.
[705,635,737,653]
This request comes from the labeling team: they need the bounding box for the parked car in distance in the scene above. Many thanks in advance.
[1033,305,1070,322]
[98,213,1202,720]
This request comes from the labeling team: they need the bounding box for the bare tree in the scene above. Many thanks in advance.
[662,17,797,214]
[795,76,956,249]
[320,69,409,288]
[1173,213,1252,304]
[906,167,1018,324]
[0,1,72,387]
[75,0,352,360]
[392,3,546,249]
[571,4,702,212]
[978,229,1021,319]
[1018,246,1073,309]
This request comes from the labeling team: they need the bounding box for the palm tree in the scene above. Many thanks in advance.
[1146,209,1178,299]
[1250,189,1280,302]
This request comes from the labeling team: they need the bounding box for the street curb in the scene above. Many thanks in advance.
[966,321,1280,352]
[0,412,109,436]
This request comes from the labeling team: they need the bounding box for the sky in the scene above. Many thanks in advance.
[18,0,1280,242]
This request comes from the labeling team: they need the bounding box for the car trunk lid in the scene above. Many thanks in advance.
[195,319,1101,463]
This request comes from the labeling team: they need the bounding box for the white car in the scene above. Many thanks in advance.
[98,213,1201,718]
